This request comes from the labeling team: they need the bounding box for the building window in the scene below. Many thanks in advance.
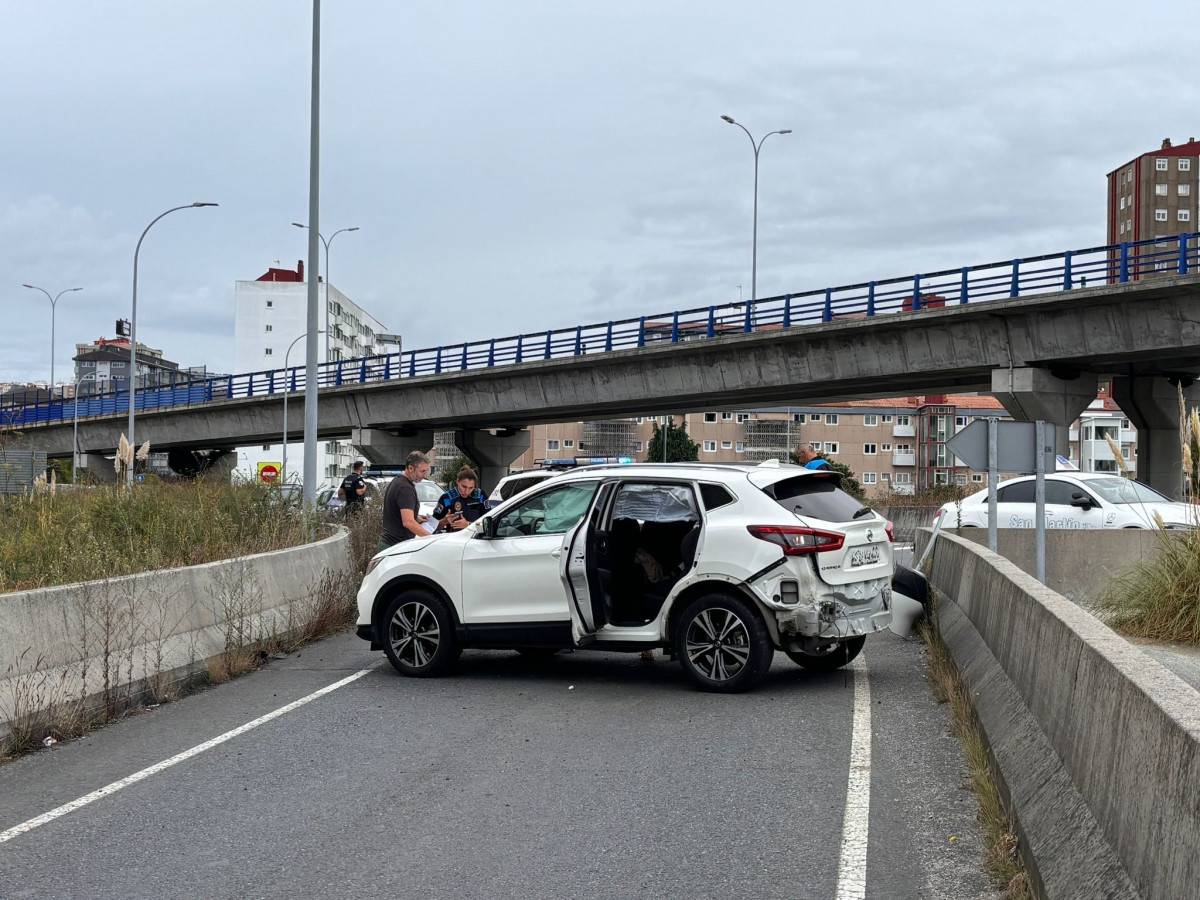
[1180,184,1192,196]
[863,414,878,427]
[862,473,877,485]
[721,412,733,421]
[793,413,806,424]
[704,413,717,423]
[826,414,839,425]
[547,439,560,451]
[896,415,911,426]
[882,473,891,482]
[1154,185,1167,197]
[894,472,912,485]
[882,414,893,423]
[1156,210,1169,222]
[564,439,574,448]
[265,324,273,332]
[735,441,745,452]
[972,474,984,483]
[1181,158,1192,171]
[824,442,839,454]
[956,415,968,427]
[895,443,912,453]
[721,441,732,450]
[111,361,125,369]
[1121,418,1131,429]
[703,441,717,453]
[635,441,643,452]
[264,348,273,356]
[1180,210,1191,222]
[1119,222,1125,235]
[736,413,749,423]
[863,443,877,455]
[1157,158,1169,171]
[954,474,969,486]
[265,300,273,308]
[881,443,892,451]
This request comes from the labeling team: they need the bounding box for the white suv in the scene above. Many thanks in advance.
[356,461,895,692]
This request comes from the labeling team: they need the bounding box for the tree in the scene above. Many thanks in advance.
[790,448,867,504]
[436,452,479,489]
[645,420,699,463]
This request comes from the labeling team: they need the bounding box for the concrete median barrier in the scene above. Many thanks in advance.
[1,527,352,742]
[924,530,1199,900]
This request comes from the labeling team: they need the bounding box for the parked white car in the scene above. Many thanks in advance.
[933,472,1197,530]
[485,469,562,508]
[357,461,896,692]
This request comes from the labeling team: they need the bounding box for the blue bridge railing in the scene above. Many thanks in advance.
[3,234,1197,431]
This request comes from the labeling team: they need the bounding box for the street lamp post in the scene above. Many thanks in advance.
[23,284,82,396]
[72,373,97,484]
[720,115,791,317]
[281,330,324,485]
[292,223,359,362]
[126,202,218,490]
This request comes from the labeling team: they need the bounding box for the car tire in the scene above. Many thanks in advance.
[382,590,460,677]
[784,635,866,672]
[673,593,773,693]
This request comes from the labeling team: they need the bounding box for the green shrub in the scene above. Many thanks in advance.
[0,481,308,593]
[1100,528,1200,645]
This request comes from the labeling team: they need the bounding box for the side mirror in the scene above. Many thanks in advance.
[475,517,493,538]
[1070,492,1093,509]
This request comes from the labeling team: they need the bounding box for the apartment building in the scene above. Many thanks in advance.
[503,392,1138,499]
[1107,138,1200,275]
[232,260,390,487]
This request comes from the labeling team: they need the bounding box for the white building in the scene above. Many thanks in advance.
[232,260,391,488]
[1070,399,1137,475]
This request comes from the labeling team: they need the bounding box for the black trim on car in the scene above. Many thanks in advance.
[458,621,573,649]
[744,556,788,584]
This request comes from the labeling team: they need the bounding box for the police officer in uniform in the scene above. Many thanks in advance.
[433,466,487,532]
[338,460,368,516]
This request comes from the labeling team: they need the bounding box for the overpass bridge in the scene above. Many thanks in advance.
[5,236,1199,493]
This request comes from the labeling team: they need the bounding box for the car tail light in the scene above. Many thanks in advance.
[885,520,894,542]
[746,525,845,555]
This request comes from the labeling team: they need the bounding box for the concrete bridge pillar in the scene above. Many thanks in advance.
[1111,375,1198,500]
[455,428,531,493]
[351,427,436,468]
[78,453,118,484]
[991,367,1099,459]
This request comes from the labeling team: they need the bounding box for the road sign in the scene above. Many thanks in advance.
[257,462,281,483]
[946,420,1056,474]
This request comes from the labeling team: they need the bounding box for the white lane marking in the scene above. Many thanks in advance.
[0,662,381,844]
[834,656,872,900]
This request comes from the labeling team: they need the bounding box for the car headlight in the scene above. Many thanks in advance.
[366,555,383,574]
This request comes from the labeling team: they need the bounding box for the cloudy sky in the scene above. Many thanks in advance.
[3,1,1198,385]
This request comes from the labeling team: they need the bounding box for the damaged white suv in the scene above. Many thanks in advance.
[356,461,895,692]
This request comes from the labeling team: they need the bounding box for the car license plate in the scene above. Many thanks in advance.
[850,545,881,567]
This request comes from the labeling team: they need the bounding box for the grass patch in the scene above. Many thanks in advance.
[918,598,1033,900]
[1099,528,1200,644]
[0,480,309,593]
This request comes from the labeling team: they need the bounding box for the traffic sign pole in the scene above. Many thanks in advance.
[1035,420,1047,584]
[987,418,998,552]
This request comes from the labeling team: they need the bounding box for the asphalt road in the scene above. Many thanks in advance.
[0,629,998,900]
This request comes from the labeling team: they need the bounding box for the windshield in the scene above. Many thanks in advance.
[416,481,444,502]
[1084,477,1172,505]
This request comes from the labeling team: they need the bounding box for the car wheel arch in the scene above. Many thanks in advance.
[663,579,780,648]
[372,574,461,642]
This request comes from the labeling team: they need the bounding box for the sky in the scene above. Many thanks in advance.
[3,1,1199,385]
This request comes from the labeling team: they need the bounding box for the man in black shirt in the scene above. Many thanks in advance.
[380,451,432,550]
[338,461,368,517]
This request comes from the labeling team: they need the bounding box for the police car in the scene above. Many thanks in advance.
[486,457,635,508]
[933,472,1197,530]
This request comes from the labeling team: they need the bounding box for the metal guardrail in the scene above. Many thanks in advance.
[3,234,1198,431]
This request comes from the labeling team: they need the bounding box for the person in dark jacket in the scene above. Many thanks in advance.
[432,466,487,532]
[338,461,368,516]
[380,452,432,550]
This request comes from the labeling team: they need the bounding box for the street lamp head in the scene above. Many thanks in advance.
[192,202,219,208]
[21,284,35,289]
[720,115,736,124]
[292,222,307,229]
[347,227,360,232]
[66,287,83,293]
[779,129,793,135]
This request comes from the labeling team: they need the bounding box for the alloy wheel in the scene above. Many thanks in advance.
[684,607,751,682]
[389,600,441,668]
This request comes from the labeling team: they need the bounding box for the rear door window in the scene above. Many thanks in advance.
[764,474,864,523]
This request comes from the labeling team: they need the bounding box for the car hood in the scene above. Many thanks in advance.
[1122,502,1199,528]
[379,532,451,558]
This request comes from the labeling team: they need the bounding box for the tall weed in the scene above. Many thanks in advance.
[1100,528,1200,644]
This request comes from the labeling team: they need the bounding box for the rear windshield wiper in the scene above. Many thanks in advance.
[851,506,874,520]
